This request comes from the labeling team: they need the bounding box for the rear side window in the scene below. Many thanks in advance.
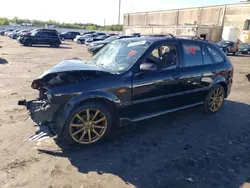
[202,45,213,65]
[182,43,202,67]
[207,47,224,63]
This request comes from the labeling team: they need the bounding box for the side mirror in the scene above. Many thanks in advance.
[140,62,157,72]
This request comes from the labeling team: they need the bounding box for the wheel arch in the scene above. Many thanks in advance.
[55,91,121,135]
[216,81,228,98]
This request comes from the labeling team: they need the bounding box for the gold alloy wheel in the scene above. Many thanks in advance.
[69,109,108,144]
[208,88,224,112]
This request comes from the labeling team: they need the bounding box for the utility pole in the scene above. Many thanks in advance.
[104,19,106,27]
[118,0,121,35]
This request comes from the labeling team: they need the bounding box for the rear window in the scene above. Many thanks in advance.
[207,46,224,63]
[182,43,202,67]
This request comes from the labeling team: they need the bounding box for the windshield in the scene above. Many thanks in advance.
[87,39,151,73]
[30,31,38,36]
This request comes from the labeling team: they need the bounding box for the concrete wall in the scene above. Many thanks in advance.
[123,2,250,41]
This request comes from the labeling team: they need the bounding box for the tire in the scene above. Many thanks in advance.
[61,36,65,41]
[77,39,81,44]
[225,49,229,55]
[233,51,239,56]
[62,101,113,146]
[203,84,225,114]
[24,40,32,46]
[53,41,60,48]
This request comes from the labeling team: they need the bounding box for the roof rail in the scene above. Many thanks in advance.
[149,33,175,38]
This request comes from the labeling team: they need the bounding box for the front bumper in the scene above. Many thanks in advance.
[18,99,59,128]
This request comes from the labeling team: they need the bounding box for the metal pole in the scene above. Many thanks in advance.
[118,0,121,35]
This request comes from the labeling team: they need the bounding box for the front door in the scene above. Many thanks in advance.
[129,42,182,118]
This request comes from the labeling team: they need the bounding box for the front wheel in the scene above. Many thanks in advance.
[61,36,65,41]
[62,102,113,146]
[233,51,239,56]
[203,84,225,114]
[24,40,32,46]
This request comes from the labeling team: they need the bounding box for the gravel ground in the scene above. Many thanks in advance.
[0,36,250,188]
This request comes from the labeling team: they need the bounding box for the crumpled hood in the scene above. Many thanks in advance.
[38,59,111,78]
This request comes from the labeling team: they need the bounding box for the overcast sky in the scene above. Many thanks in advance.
[1,0,238,25]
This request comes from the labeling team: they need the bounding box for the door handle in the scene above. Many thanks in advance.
[211,70,217,74]
[172,74,180,80]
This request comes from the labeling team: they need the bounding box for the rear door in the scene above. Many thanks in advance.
[202,44,228,89]
[177,41,206,105]
[37,32,48,44]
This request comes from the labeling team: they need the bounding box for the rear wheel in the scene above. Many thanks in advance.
[62,102,113,145]
[54,42,60,48]
[61,36,65,41]
[203,84,225,114]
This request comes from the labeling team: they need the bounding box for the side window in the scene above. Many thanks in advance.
[207,46,224,63]
[39,32,47,37]
[202,45,213,65]
[151,48,160,58]
[182,43,202,67]
[146,44,177,70]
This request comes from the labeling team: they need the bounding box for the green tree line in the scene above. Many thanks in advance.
[0,17,123,31]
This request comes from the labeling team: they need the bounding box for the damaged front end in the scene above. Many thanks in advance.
[18,99,59,131]
[18,59,113,134]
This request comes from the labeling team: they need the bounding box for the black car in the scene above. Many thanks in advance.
[59,31,80,41]
[87,35,140,55]
[238,43,250,54]
[18,37,233,146]
[18,29,61,47]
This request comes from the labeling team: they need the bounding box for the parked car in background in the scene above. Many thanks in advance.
[87,35,139,55]
[0,29,14,36]
[4,30,15,36]
[18,37,233,146]
[16,30,32,37]
[8,30,21,39]
[238,43,250,55]
[84,35,110,45]
[18,29,61,47]
[216,40,239,55]
[59,31,80,41]
[76,33,101,44]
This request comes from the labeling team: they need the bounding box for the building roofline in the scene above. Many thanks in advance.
[124,2,250,15]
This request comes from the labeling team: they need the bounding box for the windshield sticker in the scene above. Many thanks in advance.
[128,50,137,56]
[184,46,199,55]
[127,41,146,47]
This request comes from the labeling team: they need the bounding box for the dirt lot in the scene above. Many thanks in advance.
[0,36,250,188]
